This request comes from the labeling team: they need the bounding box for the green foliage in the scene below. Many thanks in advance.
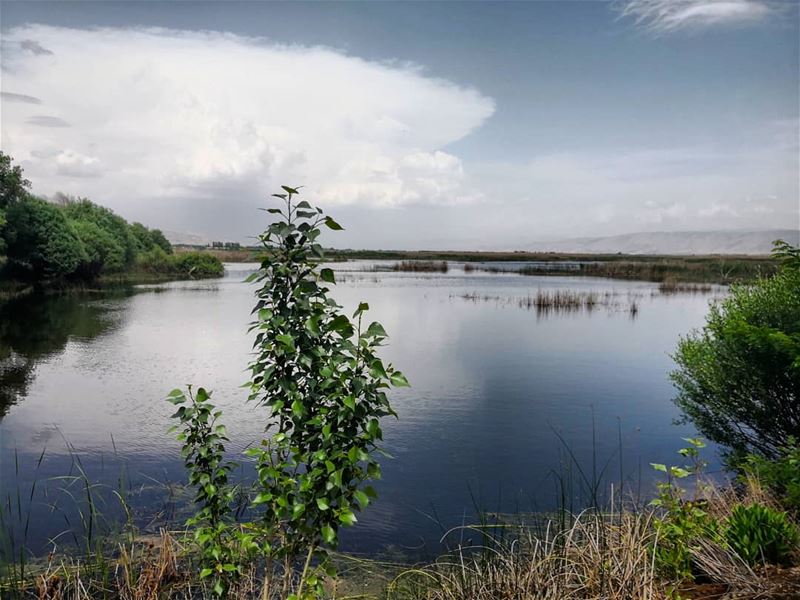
[650,439,718,581]
[671,241,800,460]
[0,151,30,209]
[167,387,256,597]
[131,222,173,254]
[245,186,408,597]
[742,438,800,513]
[63,199,138,268]
[70,219,126,277]
[723,503,799,566]
[135,245,173,273]
[0,152,31,256]
[172,252,224,278]
[0,155,191,282]
[4,197,87,279]
[772,238,800,270]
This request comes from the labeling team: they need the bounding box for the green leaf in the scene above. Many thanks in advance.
[324,216,344,231]
[291,399,304,417]
[316,497,330,510]
[355,489,370,508]
[200,568,213,578]
[276,333,295,349]
[365,322,387,338]
[651,463,667,473]
[390,372,410,387]
[322,524,336,545]
[253,492,272,505]
[320,268,336,283]
[670,466,691,478]
[343,396,356,411]
[366,419,380,438]
[282,185,300,195]
[339,509,358,526]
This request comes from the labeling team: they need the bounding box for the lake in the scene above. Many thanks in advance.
[0,261,723,558]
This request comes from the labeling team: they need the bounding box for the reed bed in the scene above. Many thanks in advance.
[657,280,715,295]
[458,289,642,317]
[516,258,774,284]
[389,261,450,273]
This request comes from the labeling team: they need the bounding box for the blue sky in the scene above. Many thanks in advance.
[1,1,798,248]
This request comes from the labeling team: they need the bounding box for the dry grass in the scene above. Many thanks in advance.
[6,480,799,599]
[386,511,659,600]
[385,479,800,600]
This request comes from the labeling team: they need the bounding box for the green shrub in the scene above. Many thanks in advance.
[167,387,256,596]
[671,241,800,460]
[135,245,173,274]
[742,438,800,513]
[63,199,139,268]
[4,196,87,279]
[244,186,409,598]
[173,252,224,278]
[650,438,719,580]
[71,219,126,276]
[131,221,173,254]
[724,503,799,566]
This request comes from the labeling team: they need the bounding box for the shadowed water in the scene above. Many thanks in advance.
[0,262,724,558]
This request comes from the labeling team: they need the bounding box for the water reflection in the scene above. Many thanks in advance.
[0,264,723,557]
[0,293,126,418]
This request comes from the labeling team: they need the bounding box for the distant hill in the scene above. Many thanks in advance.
[527,230,799,255]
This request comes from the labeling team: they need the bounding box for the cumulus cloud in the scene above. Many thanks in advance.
[0,24,795,247]
[1,25,495,226]
[616,0,776,33]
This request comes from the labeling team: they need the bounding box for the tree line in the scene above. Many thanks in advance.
[0,152,222,282]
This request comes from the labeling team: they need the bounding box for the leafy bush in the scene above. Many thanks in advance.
[131,221,172,254]
[0,151,31,255]
[135,245,173,274]
[172,251,224,278]
[244,186,409,598]
[724,503,799,566]
[742,438,800,513]
[63,199,139,269]
[70,219,126,276]
[169,186,407,598]
[167,387,255,596]
[650,438,719,580]
[671,241,800,460]
[4,196,87,279]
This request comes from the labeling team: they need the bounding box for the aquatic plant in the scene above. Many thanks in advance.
[389,260,449,273]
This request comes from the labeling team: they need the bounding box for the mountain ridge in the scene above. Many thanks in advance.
[525,229,799,255]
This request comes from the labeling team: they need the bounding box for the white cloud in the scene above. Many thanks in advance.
[616,0,775,33]
[55,149,102,178]
[1,25,494,220]
[0,25,795,247]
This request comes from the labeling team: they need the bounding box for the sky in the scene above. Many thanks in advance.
[1,0,798,249]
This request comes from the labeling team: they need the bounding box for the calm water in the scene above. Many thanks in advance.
[0,262,723,557]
